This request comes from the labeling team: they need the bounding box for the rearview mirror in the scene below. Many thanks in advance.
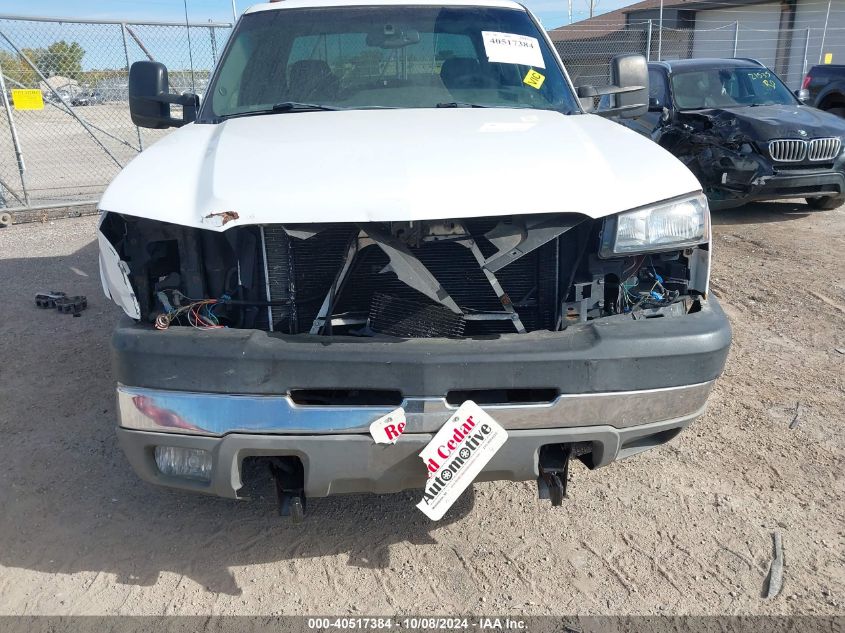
[611,54,648,119]
[795,88,810,103]
[129,61,198,129]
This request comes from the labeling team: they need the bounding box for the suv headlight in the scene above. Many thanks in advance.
[600,193,710,257]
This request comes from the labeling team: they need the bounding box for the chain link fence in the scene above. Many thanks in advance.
[0,15,231,211]
[553,22,845,94]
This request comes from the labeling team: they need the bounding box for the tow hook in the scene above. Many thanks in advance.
[537,444,571,506]
[268,457,306,523]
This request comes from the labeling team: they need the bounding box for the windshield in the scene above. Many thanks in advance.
[671,66,797,110]
[201,5,578,119]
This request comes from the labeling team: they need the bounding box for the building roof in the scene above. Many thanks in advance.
[548,0,771,42]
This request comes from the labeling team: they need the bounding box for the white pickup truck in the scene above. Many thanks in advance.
[98,0,731,520]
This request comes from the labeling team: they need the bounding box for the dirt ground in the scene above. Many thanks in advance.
[0,202,842,617]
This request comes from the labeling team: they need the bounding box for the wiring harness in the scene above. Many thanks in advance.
[154,291,224,330]
[621,264,681,313]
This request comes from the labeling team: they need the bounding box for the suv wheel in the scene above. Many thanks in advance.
[806,195,845,210]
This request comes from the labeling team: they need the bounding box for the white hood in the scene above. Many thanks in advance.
[99,108,701,229]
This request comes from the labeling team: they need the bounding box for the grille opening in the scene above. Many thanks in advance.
[289,389,403,406]
[446,388,558,406]
[369,293,466,338]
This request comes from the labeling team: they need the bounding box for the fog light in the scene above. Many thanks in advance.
[154,446,212,482]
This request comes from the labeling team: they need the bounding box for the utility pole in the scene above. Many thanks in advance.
[231,0,238,23]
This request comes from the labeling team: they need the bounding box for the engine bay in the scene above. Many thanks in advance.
[99,212,707,338]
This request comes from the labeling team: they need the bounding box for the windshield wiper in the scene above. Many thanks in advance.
[435,102,487,108]
[271,101,340,112]
[218,102,340,121]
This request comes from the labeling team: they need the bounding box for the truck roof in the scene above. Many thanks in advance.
[651,58,766,73]
[245,0,526,14]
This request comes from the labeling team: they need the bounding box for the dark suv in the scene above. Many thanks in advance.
[622,58,845,210]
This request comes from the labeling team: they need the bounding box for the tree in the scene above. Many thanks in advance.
[0,50,35,87]
[33,41,85,79]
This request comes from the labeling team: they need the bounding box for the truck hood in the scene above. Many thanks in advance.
[678,104,845,142]
[99,108,701,229]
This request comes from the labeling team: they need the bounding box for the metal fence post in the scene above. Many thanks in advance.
[803,27,811,76]
[183,0,196,93]
[657,0,664,61]
[121,22,144,151]
[646,20,652,61]
[209,26,219,64]
[0,59,29,205]
[733,21,740,57]
[819,0,831,63]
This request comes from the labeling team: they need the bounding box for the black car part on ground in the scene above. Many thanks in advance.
[654,108,845,209]
[99,212,706,338]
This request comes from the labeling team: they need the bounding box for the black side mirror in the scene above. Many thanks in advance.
[129,61,198,129]
[611,54,648,119]
[795,88,810,103]
[648,96,662,111]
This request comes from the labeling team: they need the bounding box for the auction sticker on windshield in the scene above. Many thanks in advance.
[481,32,545,69]
[417,401,508,521]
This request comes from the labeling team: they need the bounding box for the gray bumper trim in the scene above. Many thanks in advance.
[117,381,714,436]
[117,411,699,499]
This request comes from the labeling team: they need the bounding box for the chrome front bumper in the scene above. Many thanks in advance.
[116,382,714,498]
[117,381,715,437]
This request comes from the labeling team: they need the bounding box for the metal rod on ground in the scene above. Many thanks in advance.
[124,25,155,62]
[0,58,29,205]
[657,0,664,61]
[0,29,124,169]
[819,0,831,64]
[646,19,652,61]
[121,23,144,151]
[733,21,739,57]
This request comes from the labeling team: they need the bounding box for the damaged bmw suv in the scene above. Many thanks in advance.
[628,58,845,210]
[98,0,731,519]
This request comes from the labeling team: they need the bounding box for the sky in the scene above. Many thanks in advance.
[0,0,637,31]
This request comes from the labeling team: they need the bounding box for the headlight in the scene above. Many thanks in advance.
[600,193,710,257]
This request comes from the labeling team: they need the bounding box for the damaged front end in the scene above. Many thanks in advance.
[98,203,711,338]
[657,110,772,209]
[656,109,845,209]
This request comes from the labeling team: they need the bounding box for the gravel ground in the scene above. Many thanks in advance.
[0,203,842,616]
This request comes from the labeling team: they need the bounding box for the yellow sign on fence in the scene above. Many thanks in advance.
[11,89,44,110]
[824,53,833,64]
